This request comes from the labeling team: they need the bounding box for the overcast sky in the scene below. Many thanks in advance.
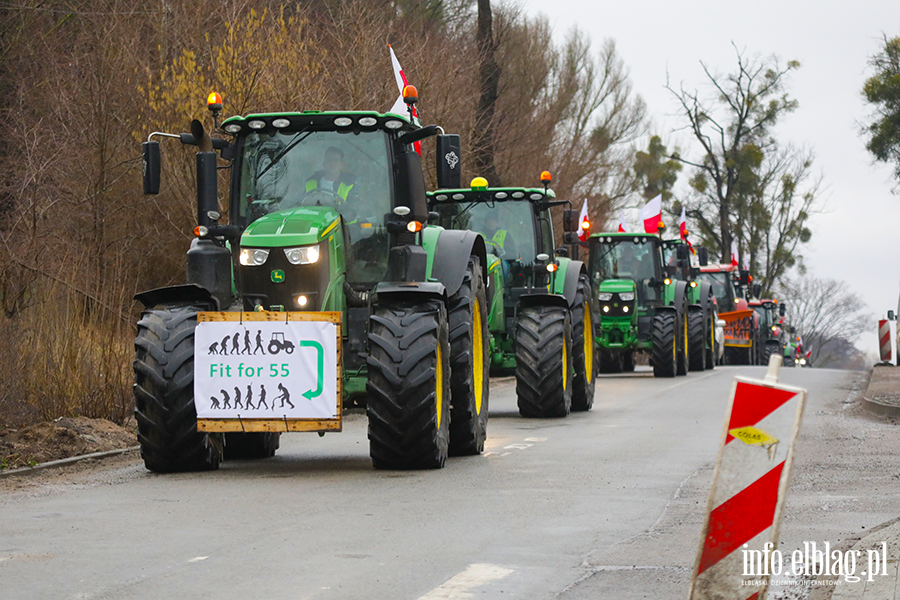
[524,0,900,357]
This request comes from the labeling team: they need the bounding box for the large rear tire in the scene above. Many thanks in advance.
[224,432,280,459]
[570,276,595,411]
[651,311,677,378]
[705,310,717,370]
[676,310,689,376]
[447,258,490,456]
[133,305,223,473]
[688,309,706,372]
[515,305,573,418]
[366,301,450,469]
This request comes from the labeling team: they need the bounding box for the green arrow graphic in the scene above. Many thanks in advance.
[299,340,324,400]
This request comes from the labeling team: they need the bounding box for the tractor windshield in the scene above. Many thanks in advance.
[589,238,660,304]
[434,201,536,263]
[697,271,732,311]
[236,129,392,282]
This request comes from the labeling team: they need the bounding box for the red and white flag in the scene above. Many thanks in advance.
[388,45,421,153]
[578,199,590,241]
[678,206,695,254]
[742,253,750,271]
[618,209,627,233]
[731,240,739,267]
[640,194,662,233]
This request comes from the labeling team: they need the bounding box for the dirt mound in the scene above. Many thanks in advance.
[0,417,136,470]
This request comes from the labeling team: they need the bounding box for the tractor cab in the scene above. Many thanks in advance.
[589,233,665,310]
[697,264,743,313]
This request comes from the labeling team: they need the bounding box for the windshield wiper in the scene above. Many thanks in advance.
[256,129,312,180]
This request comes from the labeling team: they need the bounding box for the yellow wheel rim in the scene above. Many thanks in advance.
[473,300,484,415]
[436,344,444,429]
[672,318,677,363]
[562,335,568,391]
[584,303,593,383]
[684,315,689,359]
[710,315,715,355]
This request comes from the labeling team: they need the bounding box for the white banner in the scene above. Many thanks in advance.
[194,320,338,419]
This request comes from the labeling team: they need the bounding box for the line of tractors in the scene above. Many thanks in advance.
[133,90,806,474]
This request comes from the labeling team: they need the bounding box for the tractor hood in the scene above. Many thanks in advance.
[597,279,636,294]
[241,206,341,248]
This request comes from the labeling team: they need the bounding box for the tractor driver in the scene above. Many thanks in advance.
[305,146,359,210]
[482,212,518,259]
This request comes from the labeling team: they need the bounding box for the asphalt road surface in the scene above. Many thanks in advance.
[2,365,893,600]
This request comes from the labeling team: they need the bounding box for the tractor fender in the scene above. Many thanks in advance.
[518,293,569,310]
[135,283,219,310]
[372,281,447,304]
[559,260,587,307]
[430,229,488,297]
[672,280,689,317]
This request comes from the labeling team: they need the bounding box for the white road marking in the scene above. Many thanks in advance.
[524,437,547,442]
[416,563,514,599]
[483,452,495,457]
[503,443,532,450]
[0,557,9,563]
[188,556,209,563]
[500,452,511,457]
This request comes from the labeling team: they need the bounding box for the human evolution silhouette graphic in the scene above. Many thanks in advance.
[205,327,295,356]
[208,382,294,411]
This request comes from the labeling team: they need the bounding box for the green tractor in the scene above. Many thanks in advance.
[135,90,491,471]
[585,232,692,377]
[660,240,720,371]
[427,174,594,417]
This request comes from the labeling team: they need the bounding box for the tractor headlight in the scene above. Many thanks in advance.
[284,245,320,265]
[799,358,807,366]
[598,293,613,302]
[619,292,635,302]
[240,248,270,266]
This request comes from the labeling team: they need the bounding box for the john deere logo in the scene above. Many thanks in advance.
[270,269,285,284]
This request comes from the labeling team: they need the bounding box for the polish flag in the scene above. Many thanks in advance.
[640,194,662,234]
[388,45,421,154]
[578,199,590,241]
[678,206,695,254]
[731,240,739,267]
[618,209,627,233]
[742,252,750,271]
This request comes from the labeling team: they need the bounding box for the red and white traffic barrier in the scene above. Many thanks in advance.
[689,356,807,600]
[879,319,892,363]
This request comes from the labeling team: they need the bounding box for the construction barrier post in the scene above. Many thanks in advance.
[878,319,892,364]
[688,354,808,600]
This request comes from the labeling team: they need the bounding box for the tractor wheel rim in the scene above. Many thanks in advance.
[436,344,444,429]
[473,299,484,414]
[584,302,593,383]
[562,335,568,391]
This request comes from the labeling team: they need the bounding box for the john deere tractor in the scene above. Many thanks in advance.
[660,240,720,371]
[584,232,691,377]
[134,89,490,471]
[749,298,786,365]
[427,173,594,417]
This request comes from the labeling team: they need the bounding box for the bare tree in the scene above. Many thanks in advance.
[778,275,874,367]
[667,45,820,290]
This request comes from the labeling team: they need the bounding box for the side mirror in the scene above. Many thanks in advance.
[753,283,762,298]
[142,141,161,195]
[563,232,580,244]
[399,124,439,146]
[779,303,786,316]
[740,269,750,286]
[435,134,461,189]
[563,209,579,233]
[790,326,796,334]
[889,310,896,321]
[676,244,689,260]
[697,247,708,267]
[555,246,569,257]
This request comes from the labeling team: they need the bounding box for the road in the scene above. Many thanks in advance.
[1,365,894,600]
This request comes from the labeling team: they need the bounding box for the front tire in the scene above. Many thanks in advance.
[515,305,573,418]
[651,311,677,378]
[133,305,223,473]
[366,301,450,469]
[570,276,595,411]
[763,341,781,366]
[447,258,490,456]
[224,432,280,459]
